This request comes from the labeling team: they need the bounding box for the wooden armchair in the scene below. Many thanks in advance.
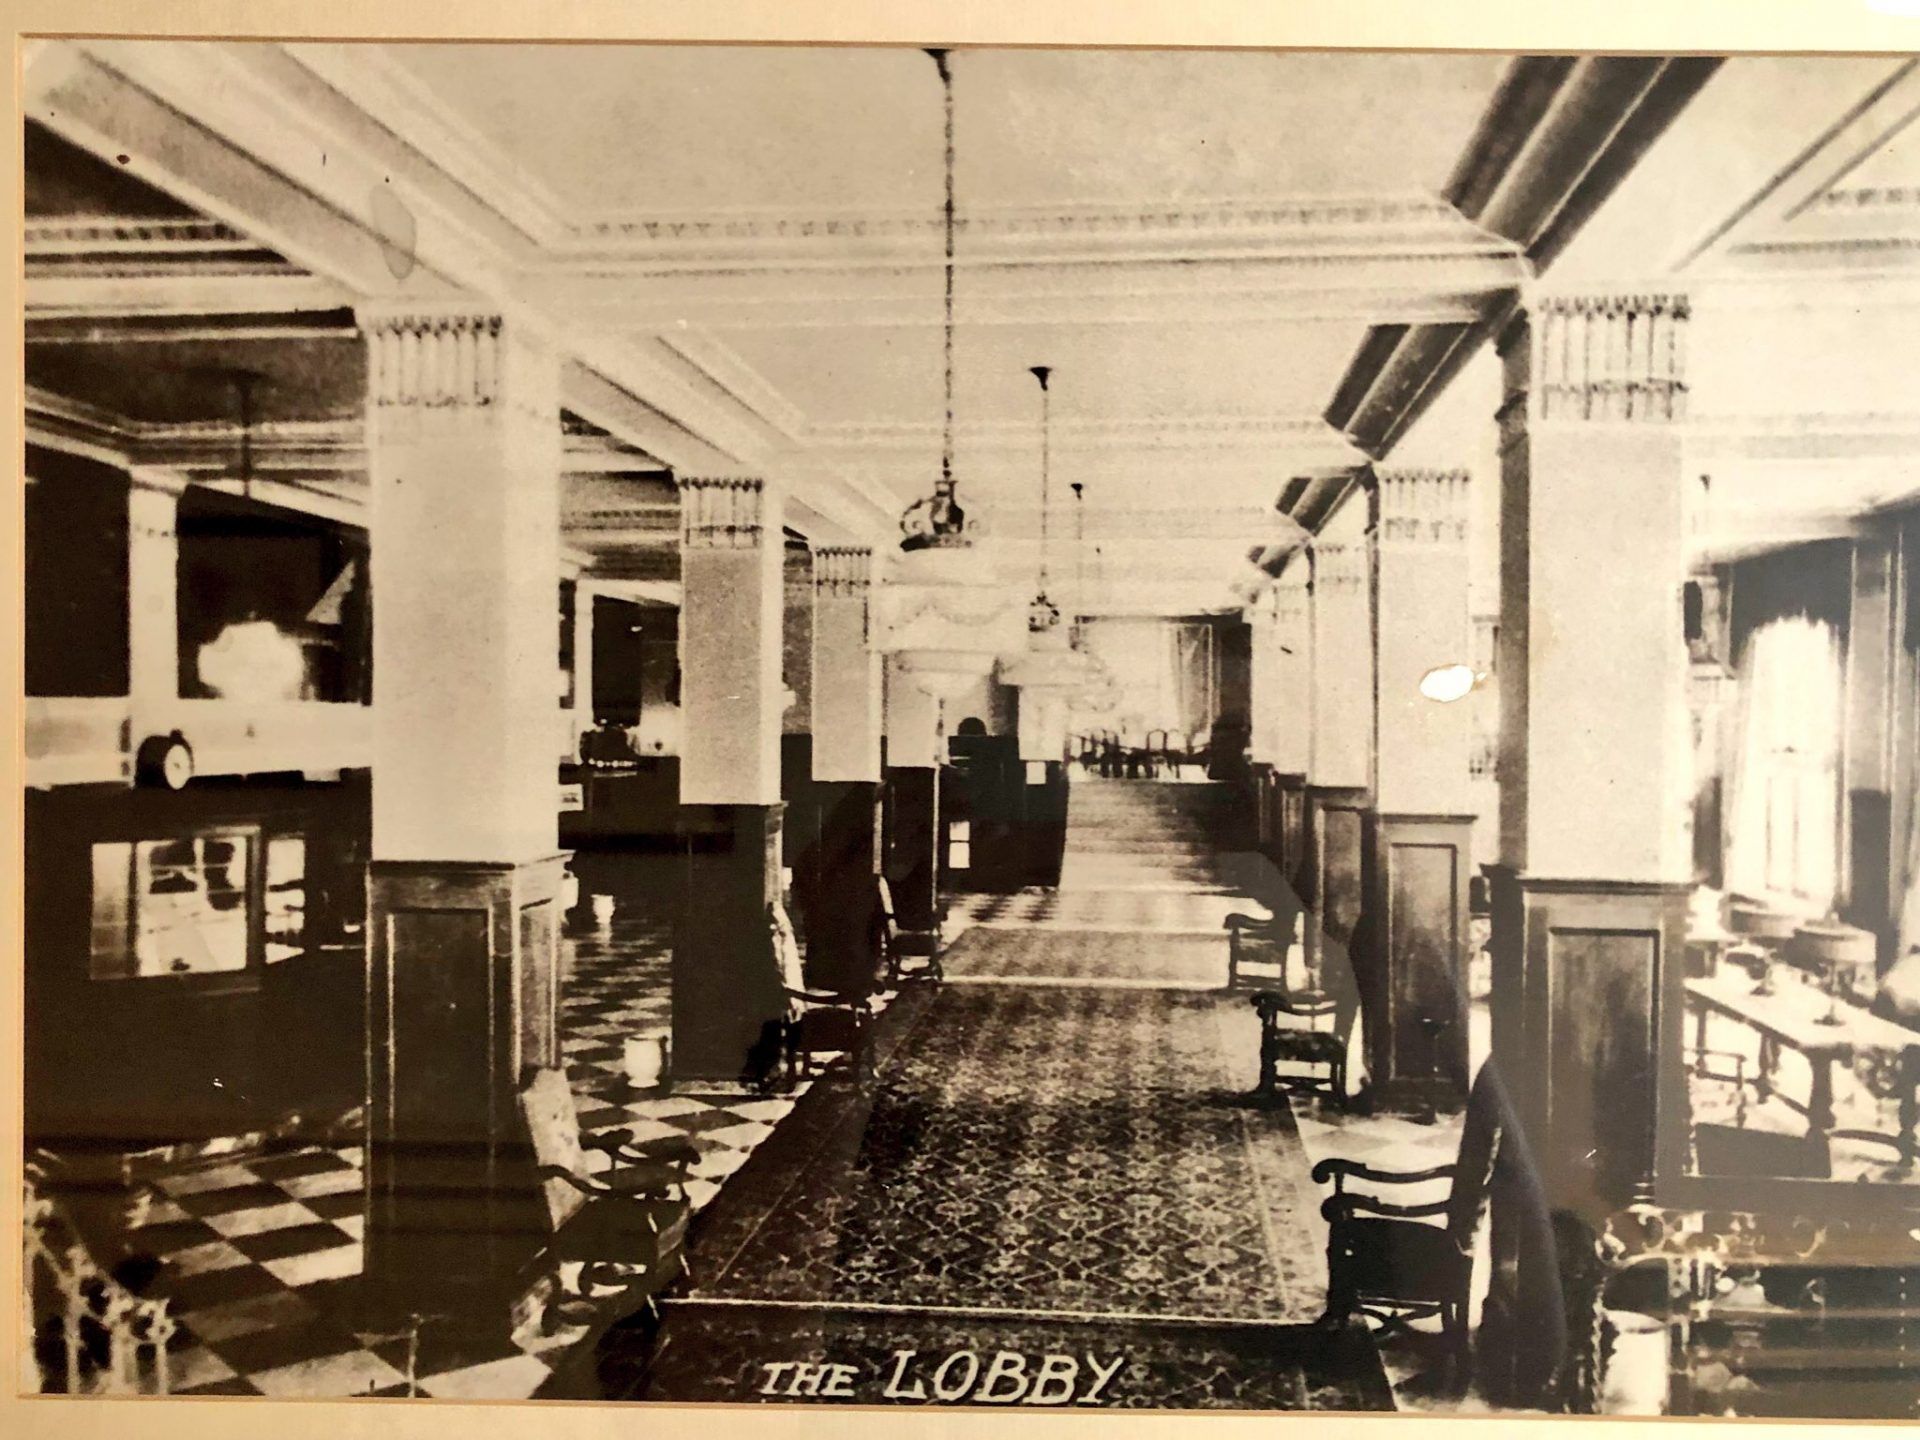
[773,901,878,1084]
[519,1068,697,1324]
[1225,909,1300,991]
[880,876,943,985]
[1252,956,1360,1105]
[1312,1062,1505,1378]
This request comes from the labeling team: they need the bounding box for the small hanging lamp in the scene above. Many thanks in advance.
[899,48,969,553]
[1026,364,1060,634]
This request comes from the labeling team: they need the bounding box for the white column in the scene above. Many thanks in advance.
[885,656,943,769]
[783,541,814,738]
[678,476,784,805]
[1308,507,1374,792]
[1272,562,1311,775]
[364,304,561,864]
[125,469,182,714]
[571,577,597,737]
[1498,292,1692,882]
[812,547,881,782]
[1248,589,1282,767]
[1375,469,1475,814]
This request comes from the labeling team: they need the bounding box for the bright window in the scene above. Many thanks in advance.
[90,832,255,979]
[1726,616,1843,914]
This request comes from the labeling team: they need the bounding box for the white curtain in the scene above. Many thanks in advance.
[1724,616,1845,914]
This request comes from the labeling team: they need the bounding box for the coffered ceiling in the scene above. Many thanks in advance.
[22,42,1920,614]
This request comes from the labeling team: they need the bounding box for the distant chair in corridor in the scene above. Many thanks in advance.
[1228,907,1358,1106]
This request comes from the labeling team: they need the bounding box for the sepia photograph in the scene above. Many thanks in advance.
[13,16,1920,1424]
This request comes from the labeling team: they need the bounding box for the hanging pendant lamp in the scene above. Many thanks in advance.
[899,47,969,555]
[1025,365,1061,635]
[877,47,1018,699]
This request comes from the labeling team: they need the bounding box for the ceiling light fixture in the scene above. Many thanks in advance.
[1070,480,1087,651]
[900,47,968,553]
[1026,364,1060,634]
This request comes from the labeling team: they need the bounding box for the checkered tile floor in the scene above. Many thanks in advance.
[40,908,830,1399]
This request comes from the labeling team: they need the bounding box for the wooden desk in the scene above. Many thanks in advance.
[1685,972,1920,1162]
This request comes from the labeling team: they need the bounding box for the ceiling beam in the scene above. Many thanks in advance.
[1322,55,1724,469]
[1673,59,1920,272]
[25,271,354,320]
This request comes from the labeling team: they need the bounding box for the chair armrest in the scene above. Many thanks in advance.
[1323,1194,1453,1224]
[1311,1157,1457,1189]
[585,1132,700,1170]
[1223,912,1273,933]
[785,985,871,1013]
[536,1163,620,1199]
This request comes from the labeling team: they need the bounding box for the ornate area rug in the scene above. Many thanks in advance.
[685,984,1325,1322]
[940,927,1229,987]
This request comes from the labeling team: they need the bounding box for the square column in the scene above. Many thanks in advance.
[780,543,819,941]
[1304,524,1375,990]
[570,576,598,751]
[359,304,567,1314]
[883,656,944,940]
[125,470,181,715]
[1271,564,1312,887]
[1481,291,1694,1407]
[673,476,787,1081]
[1247,589,1282,858]
[812,548,882,783]
[1367,470,1477,1107]
[804,548,884,993]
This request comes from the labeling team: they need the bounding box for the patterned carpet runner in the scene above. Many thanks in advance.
[940,927,1229,987]
[566,780,1391,1409]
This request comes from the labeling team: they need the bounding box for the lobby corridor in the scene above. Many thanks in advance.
[566,780,1395,1409]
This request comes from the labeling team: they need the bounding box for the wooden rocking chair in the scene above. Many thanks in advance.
[1312,1061,1506,1379]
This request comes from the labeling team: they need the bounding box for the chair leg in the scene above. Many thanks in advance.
[1318,1252,1362,1330]
[1445,1300,1472,1391]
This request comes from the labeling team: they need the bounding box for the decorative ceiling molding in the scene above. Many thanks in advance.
[25,215,259,254]
[550,194,1505,268]
[1685,409,1920,462]
[1810,185,1920,214]
[805,412,1354,455]
[521,258,1515,331]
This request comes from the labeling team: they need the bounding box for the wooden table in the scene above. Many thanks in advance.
[1685,972,1920,1165]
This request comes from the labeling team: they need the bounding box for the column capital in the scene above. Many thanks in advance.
[814,545,874,596]
[359,302,512,412]
[678,475,771,549]
[126,464,189,498]
[1500,287,1692,426]
[1376,468,1470,549]
[1310,538,1369,591]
